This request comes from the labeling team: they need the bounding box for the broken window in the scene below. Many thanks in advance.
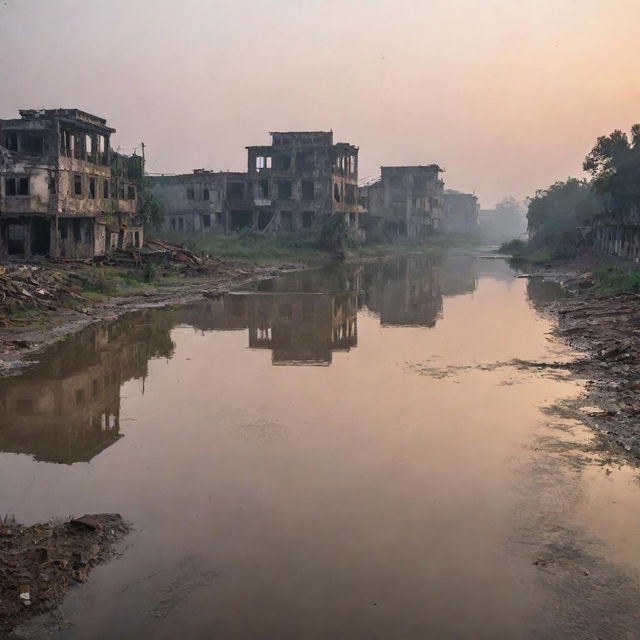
[260,179,269,198]
[4,131,18,151]
[275,153,291,171]
[302,211,314,228]
[89,177,97,199]
[21,133,44,155]
[187,188,195,199]
[227,182,245,199]
[202,214,211,228]
[73,175,83,197]
[334,183,340,202]
[301,180,314,201]
[277,181,292,200]
[5,177,30,196]
[203,188,210,201]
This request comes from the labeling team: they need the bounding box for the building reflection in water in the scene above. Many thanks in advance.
[0,254,481,463]
[0,312,175,464]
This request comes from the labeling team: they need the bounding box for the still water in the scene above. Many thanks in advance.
[2,254,640,639]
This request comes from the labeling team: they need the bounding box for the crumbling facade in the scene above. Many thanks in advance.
[442,190,479,235]
[0,109,142,259]
[152,131,361,236]
[246,131,360,234]
[360,165,444,237]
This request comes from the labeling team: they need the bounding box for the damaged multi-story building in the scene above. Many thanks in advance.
[360,165,445,237]
[442,190,479,235]
[152,130,361,235]
[0,108,142,259]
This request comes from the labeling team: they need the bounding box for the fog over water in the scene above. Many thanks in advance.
[1,0,639,206]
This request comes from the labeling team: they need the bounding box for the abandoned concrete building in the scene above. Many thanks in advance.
[152,131,361,235]
[0,108,142,259]
[246,131,360,234]
[442,190,479,235]
[360,165,445,237]
[150,169,249,233]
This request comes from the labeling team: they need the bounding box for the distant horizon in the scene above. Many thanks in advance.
[2,0,638,208]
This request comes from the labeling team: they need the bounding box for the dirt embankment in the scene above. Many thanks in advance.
[0,514,130,635]
[0,256,306,376]
[531,260,640,457]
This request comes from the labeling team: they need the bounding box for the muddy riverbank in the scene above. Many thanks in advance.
[0,258,305,377]
[525,259,640,458]
[0,514,130,635]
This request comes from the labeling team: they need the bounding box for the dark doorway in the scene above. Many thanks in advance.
[31,218,51,255]
[258,211,272,230]
[230,211,253,231]
[7,224,26,255]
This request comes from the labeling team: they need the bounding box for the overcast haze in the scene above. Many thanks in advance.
[1,0,639,207]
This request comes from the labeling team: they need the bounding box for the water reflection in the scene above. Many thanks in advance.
[0,254,485,463]
[0,313,175,464]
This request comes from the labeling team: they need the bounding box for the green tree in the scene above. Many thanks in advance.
[583,125,640,218]
[527,178,602,256]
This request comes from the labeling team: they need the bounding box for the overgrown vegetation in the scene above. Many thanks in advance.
[593,264,640,293]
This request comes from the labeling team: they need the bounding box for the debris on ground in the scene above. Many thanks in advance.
[0,513,130,634]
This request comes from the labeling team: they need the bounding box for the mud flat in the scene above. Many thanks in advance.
[529,262,640,458]
[0,514,130,635]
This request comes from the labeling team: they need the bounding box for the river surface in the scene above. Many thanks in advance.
[2,254,640,639]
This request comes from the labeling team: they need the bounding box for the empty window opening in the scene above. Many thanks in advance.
[215,212,222,225]
[255,156,272,170]
[170,218,176,230]
[178,218,184,231]
[4,131,18,151]
[73,175,82,196]
[301,180,314,201]
[187,188,195,199]
[260,179,269,198]
[89,177,97,199]
[134,231,141,247]
[30,217,50,256]
[345,184,356,205]
[334,183,340,202]
[276,153,291,170]
[48,175,57,194]
[7,224,26,255]
[59,219,68,240]
[127,184,136,200]
[202,214,211,228]
[85,134,93,160]
[302,211,314,229]
[227,182,245,199]
[278,181,292,200]
[118,184,125,199]
[22,133,44,155]
[257,211,272,230]
[73,219,82,242]
[103,180,110,199]
[203,188,210,201]
[73,133,83,159]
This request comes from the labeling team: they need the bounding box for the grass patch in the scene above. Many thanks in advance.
[594,264,640,293]
[149,230,325,265]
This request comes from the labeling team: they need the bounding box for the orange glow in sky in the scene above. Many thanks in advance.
[1,0,639,206]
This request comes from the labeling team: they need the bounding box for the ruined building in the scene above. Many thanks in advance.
[360,165,445,237]
[0,109,142,259]
[442,190,479,235]
[152,131,361,235]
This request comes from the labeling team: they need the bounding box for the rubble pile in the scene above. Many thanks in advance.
[0,514,130,633]
[0,265,82,316]
[554,292,640,452]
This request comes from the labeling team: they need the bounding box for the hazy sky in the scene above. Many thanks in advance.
[1,0,639,207]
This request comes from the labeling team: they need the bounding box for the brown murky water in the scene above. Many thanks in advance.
[2,254,640,639]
